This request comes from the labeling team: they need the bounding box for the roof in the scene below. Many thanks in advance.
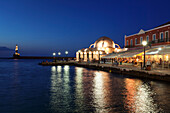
[156,21,170,28]
[94,36,114,48]
[126,21,170,37]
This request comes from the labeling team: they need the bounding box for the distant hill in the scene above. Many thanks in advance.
[0,47,13,51]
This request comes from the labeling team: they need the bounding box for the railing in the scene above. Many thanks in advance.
[125,37,170,48]
[151,38,170,44]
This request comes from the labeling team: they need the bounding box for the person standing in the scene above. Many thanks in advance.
[146,59,151,70]
[160,58,162,65]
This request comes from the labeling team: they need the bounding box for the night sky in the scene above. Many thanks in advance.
[0,0,170,57]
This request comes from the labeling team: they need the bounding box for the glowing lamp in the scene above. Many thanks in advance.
[142,41,147,46]
[65,51,68,55]
[142,41,147,69]
[53,52,56,56]
[158,48,162,51]
[58,52,61,56]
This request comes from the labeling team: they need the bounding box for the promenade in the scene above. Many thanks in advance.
[39,61,170,82]
[86,63,170,76]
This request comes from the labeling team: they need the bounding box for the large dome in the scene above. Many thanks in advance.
[94,36,115,48]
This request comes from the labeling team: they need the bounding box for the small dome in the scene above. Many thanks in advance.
[94,36,115,48]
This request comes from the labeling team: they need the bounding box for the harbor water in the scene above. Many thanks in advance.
[0,59,170,113]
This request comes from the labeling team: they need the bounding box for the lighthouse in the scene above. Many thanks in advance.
[13,44,20,57]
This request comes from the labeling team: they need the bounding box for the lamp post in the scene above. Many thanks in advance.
[58,52,61,61]
[98,51,102,64]
[142,41,147,69]
[53,52,56,62]
[65,51,68,61]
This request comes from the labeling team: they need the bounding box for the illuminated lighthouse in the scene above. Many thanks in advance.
[13,44,20,57]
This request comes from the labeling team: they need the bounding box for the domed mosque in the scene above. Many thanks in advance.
[76,36,122,61]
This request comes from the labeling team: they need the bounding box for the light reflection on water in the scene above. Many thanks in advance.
[49,66,169,112]
[124,79,163,112]
[50,65,71,112]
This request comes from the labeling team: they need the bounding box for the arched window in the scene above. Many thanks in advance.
[140,37,143,44]
[160,32,163,40]
[131,39,133,46]
[146,35,149,42]
[152,34,156,41]
[127,40,129,46]
[135,38,137,45]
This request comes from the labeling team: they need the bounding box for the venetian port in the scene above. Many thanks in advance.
[1,1,170,113]
[7,22,170,113]
[39,22,170,82]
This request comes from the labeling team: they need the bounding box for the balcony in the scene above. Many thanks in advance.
[151,38,170,44]
[125,37,170,48]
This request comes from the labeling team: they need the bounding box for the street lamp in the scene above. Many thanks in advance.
[53,52,56,56]
[142,41,147,69]
[65,51,68,56]
[53,52,56,62]
[58,52,61,61]
[58,52,61,56]
[65,51,68,62]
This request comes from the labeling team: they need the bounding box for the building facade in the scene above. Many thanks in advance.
[125,22,170,48]
[76,36,122,61]
[102,22,170,69]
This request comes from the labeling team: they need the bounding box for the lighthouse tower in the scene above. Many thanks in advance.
[13,44,20,57]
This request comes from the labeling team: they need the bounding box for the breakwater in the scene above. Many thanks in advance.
[39,62,170,82]
[10,56,75,59]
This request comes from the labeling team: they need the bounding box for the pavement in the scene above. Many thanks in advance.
[79,62,170,76]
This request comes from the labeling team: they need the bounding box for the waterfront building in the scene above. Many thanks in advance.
[125,21,170,48]
[76,36,123,61]
[102,22,170,69]
[124,22,170,68]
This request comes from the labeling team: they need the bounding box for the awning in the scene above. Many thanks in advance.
[145,48,159,55]
[117,49,144,58]
[158,47,170,55]
[102,49,144,58]
[102,53,119,58]
[145,46,170,55]
[102,45,170,59]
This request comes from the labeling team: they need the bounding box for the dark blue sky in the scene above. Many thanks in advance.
[0,0,170,57]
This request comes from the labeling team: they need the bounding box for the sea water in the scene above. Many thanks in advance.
[0,59,170,113]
